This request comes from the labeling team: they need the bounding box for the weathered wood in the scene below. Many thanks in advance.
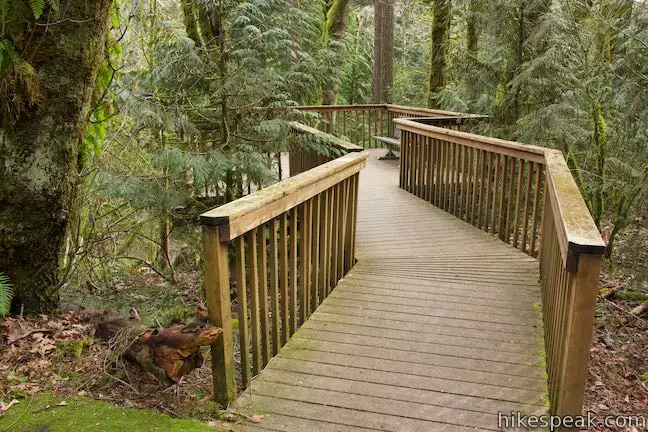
[201,227,235,406]
[232,151,548,430]
[257,225,270,367]
[233,236,250,387]
[299,200,312,325]
[200,151,368,240]
[246,230,262,376]
[289,207,298,334]
[280,213,289,344]
[269,219,280,356]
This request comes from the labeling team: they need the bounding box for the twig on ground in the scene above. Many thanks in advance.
[8,329,53,345]
[1,394,33,432]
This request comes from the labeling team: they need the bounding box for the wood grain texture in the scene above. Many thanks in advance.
[232,150,548,431]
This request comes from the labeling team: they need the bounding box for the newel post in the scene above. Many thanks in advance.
[202,226,236,407]
[555,253,602,417]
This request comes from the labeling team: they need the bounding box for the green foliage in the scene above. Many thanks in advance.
[0,271,12,319]
[29,0,45,18]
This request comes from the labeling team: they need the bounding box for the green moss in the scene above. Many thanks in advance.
[0,393,222,432]
[53,338,94,359]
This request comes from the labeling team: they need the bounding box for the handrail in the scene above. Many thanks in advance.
[200,123,367,406]
[395,118,546,163]
[293,104,485,149]
[394,116,604,417]
[386,103,488,119]
[288,121,364,153]
[201,151,367,240]
[544,150,607,267]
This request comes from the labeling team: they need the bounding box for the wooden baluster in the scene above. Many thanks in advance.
[280,213,289,344]
[505,158,516,243]
[269,219,280,356]
[453,143,461,216]
[362,110,366,147]
[354,110,359,145]
[476,149,485,228]
[257,225,270,366]
[367,110,372,148]
[299,201,311,325]
[416,135,425,198]
[435,139,442,207]
[513,159,524,248]
[521,160,533,253]
[530,164,543,256]
[320,188,331,301]
[246,230,261,376]
[407,131,413,191]
[449,143,456,213]
[484,152,493,232]
[426,137,433,202]
[289,208,298,334]
[497,156,508,238]
[331,184,340,290]
[373,109,378,147]
[234,236,250,387]
[399,130,406,189]
[202,227,235,406]
[490,153,500,234]
[439,141,447,209]
[337,180,348,282]
[459,145,466,219]
[345,174,358,272]
[311,194,321,313]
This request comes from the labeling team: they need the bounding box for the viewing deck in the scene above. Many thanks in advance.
[232,150,548,431]
[200,104,604,432]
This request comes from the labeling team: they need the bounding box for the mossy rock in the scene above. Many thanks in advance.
[0,393,224,432]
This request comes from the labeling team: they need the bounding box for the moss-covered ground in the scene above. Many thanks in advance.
[0,393,224,432]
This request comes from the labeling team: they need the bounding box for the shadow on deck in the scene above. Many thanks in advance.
[231,150,548,432]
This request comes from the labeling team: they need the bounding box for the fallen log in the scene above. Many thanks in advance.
[616,301,648,326]
[91,309,221,383]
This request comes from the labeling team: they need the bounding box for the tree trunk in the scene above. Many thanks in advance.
[427,0,451,108]
[466,0,481,53]
[0,1,113,314]
[322,0,351,105]
[373,0,394,103]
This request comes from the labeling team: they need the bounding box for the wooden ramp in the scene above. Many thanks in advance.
[232,150,548,432]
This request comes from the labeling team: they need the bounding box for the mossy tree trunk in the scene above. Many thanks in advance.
[372,0,394,103]
[466,0,481,54]
[322,0,351,105]
[0,0,113,314]
[426,0,451,108]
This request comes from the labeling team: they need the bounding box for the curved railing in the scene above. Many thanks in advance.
[200,122,367,405]
[394,117,605,417]
[201,104,604,417]
[295,104,487,148]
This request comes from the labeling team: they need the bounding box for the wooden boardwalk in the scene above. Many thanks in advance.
[233,150,548,431]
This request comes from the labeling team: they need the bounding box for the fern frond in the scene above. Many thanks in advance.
[48,0,59,12]
[0,272,13,319]
[29,0,45,18]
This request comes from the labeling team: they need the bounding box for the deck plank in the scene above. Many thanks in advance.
[232,150,548,431]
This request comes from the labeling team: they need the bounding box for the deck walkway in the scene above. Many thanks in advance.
[233,150,548,431]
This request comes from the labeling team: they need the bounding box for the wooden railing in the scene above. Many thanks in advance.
[295,104,486,148]
[288,122,364,175]
[395,117,605,416]
[200,124,367,406]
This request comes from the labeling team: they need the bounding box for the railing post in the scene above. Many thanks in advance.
[202,226,236,407]
[555,253,602,417]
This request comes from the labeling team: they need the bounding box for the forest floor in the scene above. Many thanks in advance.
[0,223,647,431]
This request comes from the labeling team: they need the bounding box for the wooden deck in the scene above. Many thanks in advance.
[232,149,548,431]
